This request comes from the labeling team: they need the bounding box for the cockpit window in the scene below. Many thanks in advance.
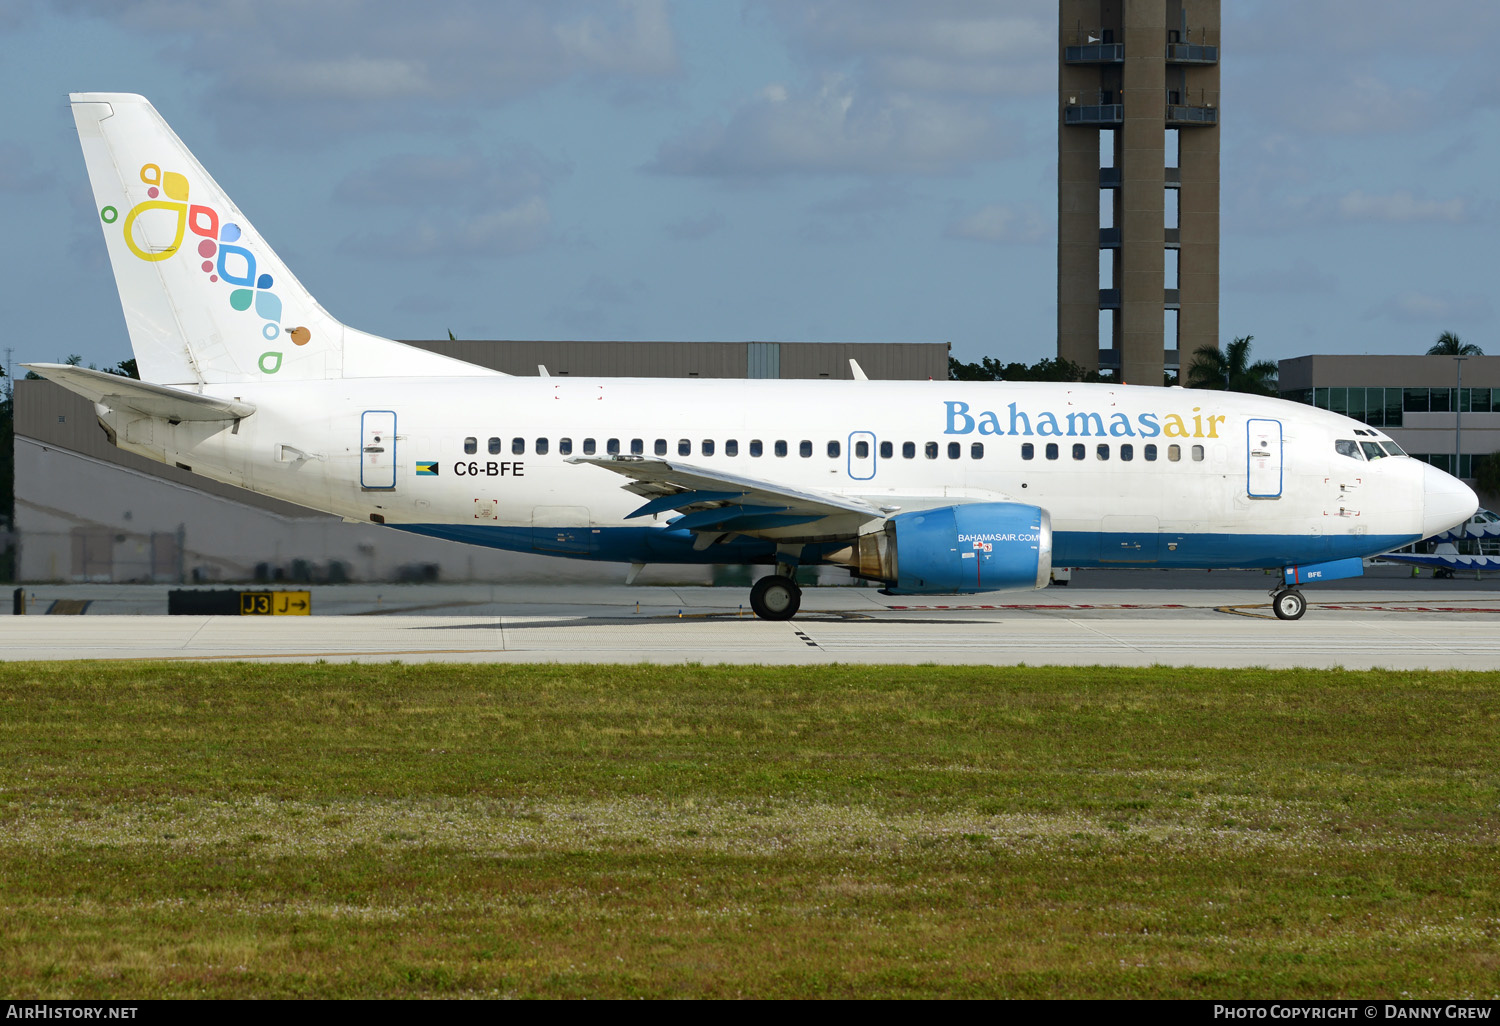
[1360,441,1386,461]
[1380,441,1406,457]
[1335,439,1362,459]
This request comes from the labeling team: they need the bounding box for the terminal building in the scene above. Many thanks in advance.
[12,340,945,584]
[1279,354,1500,496]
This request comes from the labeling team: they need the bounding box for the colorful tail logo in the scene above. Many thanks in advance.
[103,163,310,375]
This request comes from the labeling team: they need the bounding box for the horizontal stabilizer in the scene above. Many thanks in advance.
[22,363,255,421]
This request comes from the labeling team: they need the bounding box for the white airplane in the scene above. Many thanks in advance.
[28,94,1479,621]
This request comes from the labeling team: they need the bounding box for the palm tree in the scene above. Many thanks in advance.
[1186,335,1278,395]
[1426,331,1483,356]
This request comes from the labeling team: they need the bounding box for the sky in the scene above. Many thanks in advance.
[1,0,1496,376]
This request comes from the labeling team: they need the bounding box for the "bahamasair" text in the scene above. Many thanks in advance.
[943,401,1226,439]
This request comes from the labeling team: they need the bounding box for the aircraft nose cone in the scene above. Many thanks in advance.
[1421,461,1478,538]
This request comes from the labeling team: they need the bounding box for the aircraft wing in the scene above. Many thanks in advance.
[22,363,255,422]
[568,455,885,540]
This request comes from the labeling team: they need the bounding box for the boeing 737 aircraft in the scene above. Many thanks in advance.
[29,94,1479,621]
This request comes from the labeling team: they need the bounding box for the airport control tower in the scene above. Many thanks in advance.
[1058,0,1220,385]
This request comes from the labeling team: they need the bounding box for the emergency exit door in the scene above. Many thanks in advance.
[361,410,397,489]
[1246,418,1283,499]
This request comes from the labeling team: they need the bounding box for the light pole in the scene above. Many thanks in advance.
[1454,355,1468,479]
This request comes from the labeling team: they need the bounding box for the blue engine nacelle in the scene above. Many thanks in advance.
[832,502,1053,595]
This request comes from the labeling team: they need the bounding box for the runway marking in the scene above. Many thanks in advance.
[885,603,1190,612]
[1216,604,1277,619]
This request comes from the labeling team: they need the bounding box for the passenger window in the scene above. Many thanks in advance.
[726,439,739,457]
[1073,443,1085,460]
[464,436,477,455]
[925,442,938,460]
[512,437,525,455]
[1191,445,1204,462]
[880,441,893,459]
[903,442,916,459]
[775,440,788,457]
[1021,443,1035,460]
[583,438,596,455]
[680,439,692,457]
[1168,444,1181,462]
[606,438,620,455]
[1097,444,1109,461]
[559,438,573,456]
[947,442,961,459]
[488,437,502,455]
[827,440,841,458]
[535,438,548,456]
[750,440,763,457]
[1120,443,1133,462]
[630,438,644,456]
[799,440,812,458]
[855,440,869,459]
[1046,443,1059,461]
[1360,441,1385,460]
[655,439,667,456]
[1144,443,1157,461]
[971,442,984,459]
[702,439,715,457]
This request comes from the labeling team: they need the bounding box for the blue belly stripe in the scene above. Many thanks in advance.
[394,523,1421,573]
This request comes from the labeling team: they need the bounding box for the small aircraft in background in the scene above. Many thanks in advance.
[1382,509,1500,578]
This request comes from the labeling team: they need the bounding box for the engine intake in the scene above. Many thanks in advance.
[830,502,1053,595]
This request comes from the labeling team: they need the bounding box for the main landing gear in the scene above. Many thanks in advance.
[750,574,802,620]
[1271,586,1307,621]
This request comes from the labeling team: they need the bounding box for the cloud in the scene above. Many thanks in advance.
[1232,1,1500,59]
[663,211,725,241]
[944,202,1046,244]
[650,74,1018,178]
[334,149,566,209]
[1334,190,1468,224]
[342,196,552,260]
[755,0,1053,96]
[1366,291,1492,325]
[334,148,566,260]
[59,0,679,137]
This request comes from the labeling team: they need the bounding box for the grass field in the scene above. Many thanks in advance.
[0,661,1497,999]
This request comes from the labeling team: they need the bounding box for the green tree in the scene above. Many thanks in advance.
[1186,335,1278,395]
[948,355,1107,383]
[1426,331,1483,356]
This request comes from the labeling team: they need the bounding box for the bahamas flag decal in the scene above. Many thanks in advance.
[416,461,438,476]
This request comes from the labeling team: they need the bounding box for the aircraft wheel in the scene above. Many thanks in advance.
[750,575,801,621]
[1435,568,1455,580]
[1272,588,1307,621]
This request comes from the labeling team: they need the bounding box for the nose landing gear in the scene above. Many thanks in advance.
[1271,586,1307,621]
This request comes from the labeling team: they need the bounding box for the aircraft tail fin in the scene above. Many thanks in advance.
[69,93,498,386]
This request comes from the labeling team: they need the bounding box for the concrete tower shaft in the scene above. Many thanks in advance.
[1058,0,1219,385]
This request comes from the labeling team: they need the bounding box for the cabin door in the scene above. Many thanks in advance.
[848,431,877,480]
[1246,418,1283,499]
[361,410,397,490]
